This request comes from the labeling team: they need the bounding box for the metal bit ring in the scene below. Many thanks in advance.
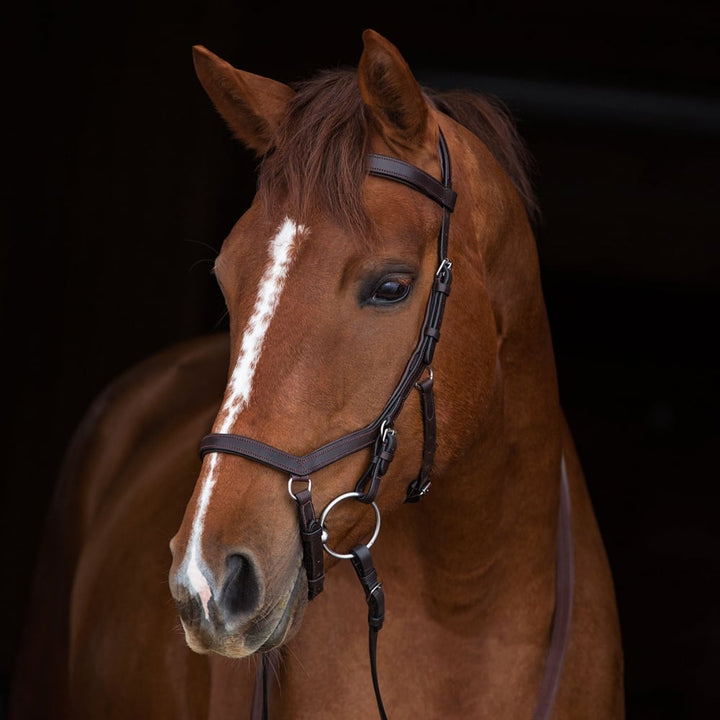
[320,491,381,560]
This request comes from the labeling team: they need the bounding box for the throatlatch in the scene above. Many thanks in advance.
[199,129,456,720]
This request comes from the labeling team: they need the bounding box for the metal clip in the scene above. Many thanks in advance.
[379,419,397,445]
[436,257,453,277]
[415,366,434,390]
[287,475,311,501]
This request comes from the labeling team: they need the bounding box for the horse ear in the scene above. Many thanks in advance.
[192,45,295,155]
[358,29,430,152]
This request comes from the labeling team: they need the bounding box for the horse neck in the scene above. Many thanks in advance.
[402,201,563,629]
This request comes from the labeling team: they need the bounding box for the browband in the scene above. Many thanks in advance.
[367,154,457,211]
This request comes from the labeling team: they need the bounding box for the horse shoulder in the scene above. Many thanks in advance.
[68,332,230,532]
[11,333,231,719]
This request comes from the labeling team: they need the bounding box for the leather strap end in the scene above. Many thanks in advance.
[294,488,325,600]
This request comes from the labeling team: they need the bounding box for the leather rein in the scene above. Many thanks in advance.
[199,129,574,719]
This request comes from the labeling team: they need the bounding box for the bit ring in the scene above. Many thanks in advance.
[320,491,381,559]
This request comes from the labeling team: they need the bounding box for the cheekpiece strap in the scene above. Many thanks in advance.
[293,484,325,599]
[405,374,436,502]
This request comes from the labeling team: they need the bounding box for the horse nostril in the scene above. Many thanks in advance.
[222,553,261,616]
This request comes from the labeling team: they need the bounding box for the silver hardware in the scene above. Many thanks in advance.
[415,366,434,389]
[436,257,453,276]
[287,476,311,501]
[380,420,397,444]
[368,582,383,598]
[320,491,382,560]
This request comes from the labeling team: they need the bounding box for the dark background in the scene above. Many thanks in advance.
[3,1,718,717]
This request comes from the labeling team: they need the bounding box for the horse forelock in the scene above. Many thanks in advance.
[257,68,372,242]
[255,69,539,242]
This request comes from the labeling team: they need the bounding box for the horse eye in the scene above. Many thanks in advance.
[370,277,412,305]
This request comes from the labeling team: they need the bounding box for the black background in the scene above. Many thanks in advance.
[3,1,719,717]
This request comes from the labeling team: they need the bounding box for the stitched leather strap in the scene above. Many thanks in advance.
[350,544,388,720]
[354,426,398,503]
[294,485,325,599]
[367,154,457,211]
[201,424,379,475]
[405,375,436,502]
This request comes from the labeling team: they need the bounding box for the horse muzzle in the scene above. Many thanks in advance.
[169,548,307,658]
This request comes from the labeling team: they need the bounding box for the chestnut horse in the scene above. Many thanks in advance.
[11,30,623,720]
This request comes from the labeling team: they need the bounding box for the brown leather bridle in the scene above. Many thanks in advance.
[199,129,574,720]
[201,129,455,596]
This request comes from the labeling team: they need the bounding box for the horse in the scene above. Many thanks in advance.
[10,29,624,719]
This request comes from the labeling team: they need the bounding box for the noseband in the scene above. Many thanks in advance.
[198,129,574,720]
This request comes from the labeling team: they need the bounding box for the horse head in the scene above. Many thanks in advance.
[169,29,545,660]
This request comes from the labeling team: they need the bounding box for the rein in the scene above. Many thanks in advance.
[198,130,574,719]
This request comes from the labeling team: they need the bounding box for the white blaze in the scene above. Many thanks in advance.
[182,217,302,617]
[217,217,301,431]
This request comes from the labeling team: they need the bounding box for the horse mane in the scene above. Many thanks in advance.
[423,87,540,225]
[257,68,539,238]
